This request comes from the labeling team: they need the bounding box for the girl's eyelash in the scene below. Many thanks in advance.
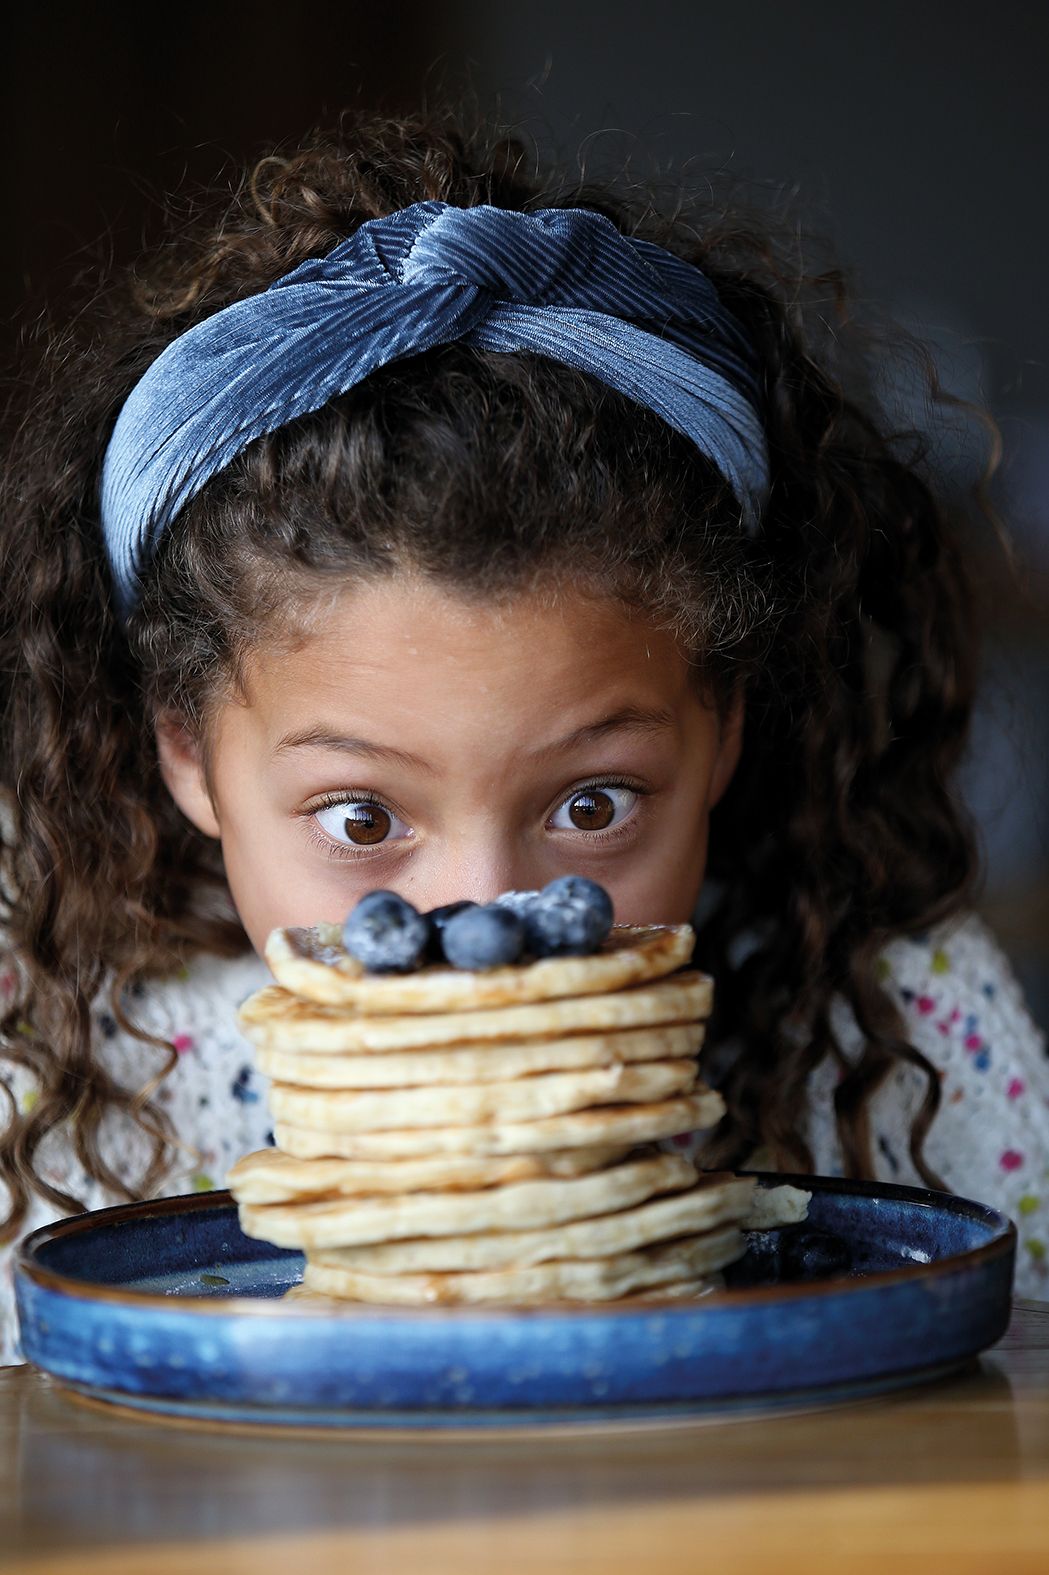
[308,787,400,818]
[555,774,649,807]
[552,776,651,848]
[303,822,394,864]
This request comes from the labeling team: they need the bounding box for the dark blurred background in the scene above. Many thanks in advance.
[5,1,1047,1025]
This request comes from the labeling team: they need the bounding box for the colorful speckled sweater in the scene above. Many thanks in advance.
[1,908,1046,1363]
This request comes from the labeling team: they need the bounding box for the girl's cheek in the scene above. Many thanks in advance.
[219,832,350,949]
[579,823,710,928]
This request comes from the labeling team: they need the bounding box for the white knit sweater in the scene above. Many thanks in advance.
[2,908,1046,1364]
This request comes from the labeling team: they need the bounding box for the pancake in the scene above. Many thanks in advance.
[301,1230,745,1305]
[252,1022,704,1087]
[238,972,713,1053]
[267,1059,699,1134]
[226,1144,633,1203]
[306,1173,757,1271]
[271,1088,725,1158]
[265,921,697,1012]
[238,1152,697,1250]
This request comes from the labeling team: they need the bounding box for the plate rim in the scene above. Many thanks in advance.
[15,1171,1017,1320]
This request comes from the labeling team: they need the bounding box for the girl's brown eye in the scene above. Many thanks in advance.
[550,783,639,836]
[342,803,392,845]
[314,798,411,853]
[565,789,616,831]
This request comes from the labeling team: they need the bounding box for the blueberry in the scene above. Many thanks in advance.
[522,875,614,957]
[424,900,477,962]
[341,890,430,973]
[440,903,526,969]
[493,889,541,916]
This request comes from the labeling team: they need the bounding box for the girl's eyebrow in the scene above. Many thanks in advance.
[529,705,676,757]
[271,727,437,774]
[271,706,674,773]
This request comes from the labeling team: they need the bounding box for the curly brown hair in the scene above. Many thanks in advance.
[0,99,999,1240]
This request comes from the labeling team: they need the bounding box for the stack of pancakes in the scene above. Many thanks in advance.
[228,920,807,1305]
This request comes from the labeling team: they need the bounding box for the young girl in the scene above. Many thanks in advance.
[1,104,1046,1363]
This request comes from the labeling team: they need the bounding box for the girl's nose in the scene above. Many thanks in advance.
[403,840,537,913]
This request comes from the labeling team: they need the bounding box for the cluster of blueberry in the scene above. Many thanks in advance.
[341,876,615,973]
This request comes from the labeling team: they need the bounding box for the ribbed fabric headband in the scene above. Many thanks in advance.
[100,199,770,619]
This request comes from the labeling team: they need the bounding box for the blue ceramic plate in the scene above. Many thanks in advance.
[15,1175,1015,1429]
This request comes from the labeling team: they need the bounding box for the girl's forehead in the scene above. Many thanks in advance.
[231,574,709,758]
[250,575,692,701]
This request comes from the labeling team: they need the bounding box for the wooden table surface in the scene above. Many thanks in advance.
[2,1299,1048,1575]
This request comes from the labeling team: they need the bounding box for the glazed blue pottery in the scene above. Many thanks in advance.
[14,1175,1015,1429]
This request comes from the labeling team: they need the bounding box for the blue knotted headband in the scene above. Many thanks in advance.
[100,199,770,619]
